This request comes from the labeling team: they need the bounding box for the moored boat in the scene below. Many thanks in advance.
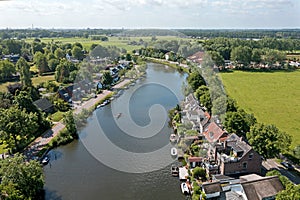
[171,147,177,157]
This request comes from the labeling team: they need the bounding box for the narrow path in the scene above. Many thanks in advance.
[23,89,113,159]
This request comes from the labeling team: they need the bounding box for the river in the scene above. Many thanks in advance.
[44,63,187,200]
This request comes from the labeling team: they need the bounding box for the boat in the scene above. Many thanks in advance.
[180,182,190,195]
[170,134,178,143]
[115,113,122,119]
[171,147,177,157]
[171,164,179,177]
[41,155,50,165]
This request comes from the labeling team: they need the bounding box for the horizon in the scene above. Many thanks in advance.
[0,0,300,29]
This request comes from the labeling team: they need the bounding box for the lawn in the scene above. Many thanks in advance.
[26,36,191,52]
[49,111,65,122]
[0,75,55,92]
[220,70,300,147]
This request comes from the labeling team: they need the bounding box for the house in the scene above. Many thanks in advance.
[188,156,203,168]
[2,54,20,63]
[240,175,284,200]
[187,51,205,65]
[210,133,262,176]
[181,93,210,133]
[202,174,283,200]
[33,98,54,114]
[203,121,228,143]
[202,181,222,199]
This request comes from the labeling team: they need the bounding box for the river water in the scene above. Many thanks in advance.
[44,63,187,200]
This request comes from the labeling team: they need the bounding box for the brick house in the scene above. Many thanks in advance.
[210,133,262,175]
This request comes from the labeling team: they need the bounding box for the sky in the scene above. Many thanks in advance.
[0,0,299,29]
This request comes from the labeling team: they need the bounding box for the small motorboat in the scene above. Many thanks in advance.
[41,155,50,165]
[180,182,190,195]
[170,134,178,143]
[171,164,179,177]
[171,147,177,157]
[115,113,122,119]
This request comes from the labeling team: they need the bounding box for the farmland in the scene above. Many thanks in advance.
[221,70,300,147]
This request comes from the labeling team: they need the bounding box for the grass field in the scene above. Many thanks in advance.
[221,70,300,147]
[0,75,55,92]
[26,36,191,52]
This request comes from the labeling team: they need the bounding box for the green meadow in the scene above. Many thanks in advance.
[221,70,300,147]
[26,36,190,52]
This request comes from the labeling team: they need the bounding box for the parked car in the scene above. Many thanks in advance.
[281,162,294,170]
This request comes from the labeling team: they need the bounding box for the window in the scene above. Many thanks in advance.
[242,162,247,169]
[249,153,253,160]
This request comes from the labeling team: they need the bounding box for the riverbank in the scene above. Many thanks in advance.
[144,57,190,73]
[24,66,146,160]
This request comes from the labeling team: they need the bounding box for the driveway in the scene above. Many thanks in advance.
[262,159,300,184]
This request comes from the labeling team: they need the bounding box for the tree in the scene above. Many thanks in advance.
[63,111,78,139]
[16,58,32,88]
[102,71,113,87]
[55,59,76,83]
[0,60,16,80]
[231,46,252,67]
[0,154,44,200]
[208,51,225,66]
[0,106,38,151]
[187,71,206,92]
[226,97,238,112]
[293,145,300,160]
[266,170,300,200]
[276,184,300,200]
[192,167,206,180]
[34,52,49,75]
[224,109,256,136]
[246,123,292,159]
[54,48,65,59]
[13,91,38,114]
[48,58,59,71]
[71,46,84,60]
[251,48,262,64]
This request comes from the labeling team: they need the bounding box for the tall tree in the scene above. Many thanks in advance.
[0,60,15,80]
[34,52,49,75]
[0,154,44,200]
[187,71,206,91]
[71,46,84,60]
[224,109,256,136]
[231,46,252,67]
[101,71,113,87]
[54,48,65,59]
[246,123,292,159]
[63,111,78,139]
[16,57,32,88]
[0,106,38,151]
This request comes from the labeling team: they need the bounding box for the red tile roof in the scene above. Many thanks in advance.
[188,157,203,162]
[203,122,227,143]
[187,51,205,64]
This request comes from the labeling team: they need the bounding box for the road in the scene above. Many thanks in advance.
[262,159,300,184]
[22,77,131,160]
[23,89,114,160]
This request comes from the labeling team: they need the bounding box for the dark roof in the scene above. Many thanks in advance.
[225,134,252,158]
[212,174,235,182]
[202,181,222,194]
[242,176,284,200]
[33,98,53,111]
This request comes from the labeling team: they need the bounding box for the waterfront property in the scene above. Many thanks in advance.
[202,174,284,200]
[207,133,262,176]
